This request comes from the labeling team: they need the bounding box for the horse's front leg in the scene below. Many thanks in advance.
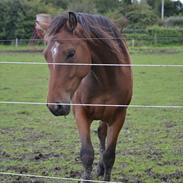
[74,107,94,181]
[97,121,107,177]
[103,109,127,181]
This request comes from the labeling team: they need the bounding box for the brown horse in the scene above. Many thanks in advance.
[36,12,133,181]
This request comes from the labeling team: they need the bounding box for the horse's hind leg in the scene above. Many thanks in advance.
[103,109,127,181]
[97,121,107,177]
[74,107,94,181]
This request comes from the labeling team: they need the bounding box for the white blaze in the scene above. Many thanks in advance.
[51,42,60,69]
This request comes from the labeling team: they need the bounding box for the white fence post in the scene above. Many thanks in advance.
[15,38,18,47]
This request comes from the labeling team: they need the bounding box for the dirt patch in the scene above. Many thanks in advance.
[146,148,163,161]
[117,173,143,183]
[164,121,176,129]
[68,170,81,178]
[173,147,183,155]
[5,166,55,182]
[120,149,144,156]
[7,166,28,174]
[12,177,45,183]
[20,151,64,161]
[145,168,183,181]
[157,160,183,166]
[174,133,183,139]
[0,128,15,135]
[17,128,50,142]
[0,151,11,159]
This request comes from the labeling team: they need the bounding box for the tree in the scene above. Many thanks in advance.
[123,0,137,4]
[40,0,69,9]
[163,0,183,16]
[68,0,97,13]
[146,0,183,17]
[0,0,58,40]
[124,3,158,28]
[0,0,9,39]
[94,0,120,13]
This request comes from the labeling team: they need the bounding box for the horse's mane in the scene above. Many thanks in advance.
[47,12,128,62]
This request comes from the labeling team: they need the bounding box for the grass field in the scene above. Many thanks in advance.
[0,49,183,183]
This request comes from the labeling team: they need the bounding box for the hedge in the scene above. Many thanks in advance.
[124,26,183,45]
[164,16,183,27]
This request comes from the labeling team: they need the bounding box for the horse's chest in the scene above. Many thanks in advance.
[84,94,119,121]
[87,105,118,122]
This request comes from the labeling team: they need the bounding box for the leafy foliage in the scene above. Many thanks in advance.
[147,25,183,37]
[0,0,59,40]
[164,16,183,27]
[124,3,158,29]
[40,0,69,9]
[94,0,120,14]
[68,0,97,13]
[147,26,183,44]
[147,0,183,16]
[0,0,182,40]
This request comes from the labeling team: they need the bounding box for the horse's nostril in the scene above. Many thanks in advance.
[53,104,60,111]
[57,104,70,114]
[47,103,70,116]
[57,104,62,110]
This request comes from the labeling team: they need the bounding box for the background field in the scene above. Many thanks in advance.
[0,49,183,183]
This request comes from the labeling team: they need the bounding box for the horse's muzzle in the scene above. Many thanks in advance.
[47,102,70,116]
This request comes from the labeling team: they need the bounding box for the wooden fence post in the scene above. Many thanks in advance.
[154,34,157,45]
[132,39,135,48]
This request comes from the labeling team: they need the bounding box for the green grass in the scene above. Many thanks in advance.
[0,50,183,183]
[0,45,44,52]
[1,43,183,53]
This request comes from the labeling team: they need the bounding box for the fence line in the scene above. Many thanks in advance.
[1,61,183,67]
[0,172,119,183]
[0,101,183,109]
[0,36,183,42]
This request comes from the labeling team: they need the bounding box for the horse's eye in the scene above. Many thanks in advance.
[66,49,75,59]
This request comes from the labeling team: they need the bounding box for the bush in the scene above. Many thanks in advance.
[105,10,128,31]
[147,26,183,37]
[123,3,158,29]
[0,0,58,40]
[124,26,183,46]
[164,16,183,27]
[68,0,97,13]
[147,26,183,45]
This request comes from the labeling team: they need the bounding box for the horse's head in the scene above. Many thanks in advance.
[36,12,92,116]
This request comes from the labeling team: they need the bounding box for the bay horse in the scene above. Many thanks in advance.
[36,12,133,181]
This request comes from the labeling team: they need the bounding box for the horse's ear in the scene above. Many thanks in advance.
[35,14,52,38]
[68,12,77,31]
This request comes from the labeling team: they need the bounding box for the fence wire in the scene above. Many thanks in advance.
[0,172,120,183]
[0,101,183,109]
[0,61,183,67]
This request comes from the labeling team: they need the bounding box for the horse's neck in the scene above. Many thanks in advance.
[91,45,131,88]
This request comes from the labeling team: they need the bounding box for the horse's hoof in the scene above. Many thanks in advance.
[96,163,104,177]
[80,179,92,183]
[104,174,111,182]
[80,178,92,183]
[81,173,92,183]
